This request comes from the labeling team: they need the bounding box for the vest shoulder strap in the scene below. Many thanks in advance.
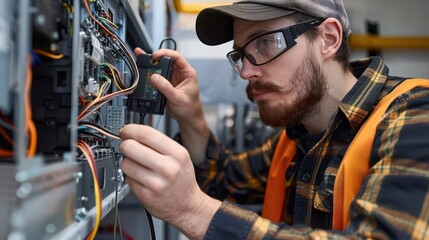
[261,130,296,222]
[333,78,429,230]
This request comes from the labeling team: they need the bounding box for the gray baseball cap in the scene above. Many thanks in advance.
[196,0,351,46]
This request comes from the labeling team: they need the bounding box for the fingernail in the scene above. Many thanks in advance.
[151,74,159,83]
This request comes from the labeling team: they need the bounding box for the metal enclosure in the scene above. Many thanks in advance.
[0,0,152,239]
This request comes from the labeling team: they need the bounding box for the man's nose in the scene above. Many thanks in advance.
[239,57,258,80]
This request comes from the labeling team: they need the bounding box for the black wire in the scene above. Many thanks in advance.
[111,149,124,240]
[145,209,156,240]
[112,39,138,86]
[139,113,146,124]
[158,37,177,51]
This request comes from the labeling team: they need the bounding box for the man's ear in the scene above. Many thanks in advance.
[318,18,343,60]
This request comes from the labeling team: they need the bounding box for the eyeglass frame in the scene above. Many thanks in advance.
[226,18,325,72]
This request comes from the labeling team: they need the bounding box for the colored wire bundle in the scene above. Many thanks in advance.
[2,57,39,158]
[79,122,121,140]
[78,73,112,121]
[99,63,126,90]
[78,0,139,124]
[84,0,138,83]
[77,140,102,240]
[78,2,159,239]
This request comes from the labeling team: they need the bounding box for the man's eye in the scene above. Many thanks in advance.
[257,38,273,47]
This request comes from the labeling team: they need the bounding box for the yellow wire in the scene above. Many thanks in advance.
[113,78,123,90]
[34,49,64,60]
[106,64,119,89]
[62,3,73,38]
[63,3,71,14]
[99,17,118,29]
[97,80,111,99]
[101,63,123,90]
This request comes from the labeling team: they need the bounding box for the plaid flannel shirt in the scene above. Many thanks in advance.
[194,56,429,239]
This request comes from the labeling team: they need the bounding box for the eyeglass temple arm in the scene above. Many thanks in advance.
[290,19,323,38]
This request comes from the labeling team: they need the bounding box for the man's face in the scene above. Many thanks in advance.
[233,17,327,128]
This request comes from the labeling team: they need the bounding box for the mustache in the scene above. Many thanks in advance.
[246,80,282,102]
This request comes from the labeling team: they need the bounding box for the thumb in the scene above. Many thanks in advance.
[150,74,177,101]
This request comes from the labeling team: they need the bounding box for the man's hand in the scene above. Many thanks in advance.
[119,124,221,239]
[133,48,210,164]
[133,48,203,124]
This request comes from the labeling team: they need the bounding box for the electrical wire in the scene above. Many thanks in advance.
[0,126,13,145]
[0,148,13,157]
[78,0,140,122]
[25,57,37,157]
[145,209,156,240]
[79,122,121,140]
[80,3,156,240]
[139,113,146,125]
[0,83,14,157]
[62,2,74,38]
[33,49,64,60]
[158,37,177,51]
[84,0,138,83]
[78,78,112,121]
[77,140,102,240]
[0,115,14,131]
[0,58,36,158]
[100,63,125,90]
[99,17,119,29]
[111,149,124,240]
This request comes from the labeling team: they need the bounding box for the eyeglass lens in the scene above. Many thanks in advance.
[227,19,322,73]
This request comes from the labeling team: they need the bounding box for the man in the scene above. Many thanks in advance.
[119,0,429,239]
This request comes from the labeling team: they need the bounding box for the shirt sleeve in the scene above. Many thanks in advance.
[205,200,360,240]
[193,129,283,205]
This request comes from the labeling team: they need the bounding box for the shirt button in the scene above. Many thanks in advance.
[302,172,311,183]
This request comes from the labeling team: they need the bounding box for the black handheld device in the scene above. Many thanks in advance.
[127,53,173,115]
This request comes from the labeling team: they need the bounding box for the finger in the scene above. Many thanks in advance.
[134,47,146,56]
[119,124,185,158]
[150,73,179,102]
[151,49,191,71]
[126,177,152,202]
[122,156,167,195]
[120,138,168,172]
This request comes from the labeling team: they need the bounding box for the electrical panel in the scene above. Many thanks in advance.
[0,0,152,239]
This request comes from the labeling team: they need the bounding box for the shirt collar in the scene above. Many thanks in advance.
[339,56,389,132]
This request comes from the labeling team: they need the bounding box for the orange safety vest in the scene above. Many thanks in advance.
[261,79,429,230]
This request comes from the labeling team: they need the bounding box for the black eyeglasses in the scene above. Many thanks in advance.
[227,19,324,73]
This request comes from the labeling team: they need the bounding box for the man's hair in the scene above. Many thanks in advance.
[291,12,352,72]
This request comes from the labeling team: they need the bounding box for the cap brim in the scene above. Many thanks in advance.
[196,3,295,46]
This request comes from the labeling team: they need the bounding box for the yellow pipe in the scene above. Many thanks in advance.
[350,34,429,50]
[172,0,429,50]
[173,0,232,14]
